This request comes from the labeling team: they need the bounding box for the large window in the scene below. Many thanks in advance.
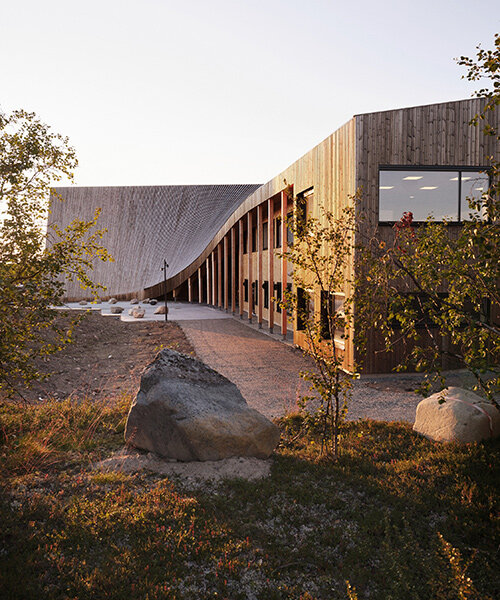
[379,168,489,222]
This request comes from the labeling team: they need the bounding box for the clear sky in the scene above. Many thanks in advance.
[1,0,499,187]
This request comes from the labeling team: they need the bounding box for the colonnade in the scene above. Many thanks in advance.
[182,189,291,338]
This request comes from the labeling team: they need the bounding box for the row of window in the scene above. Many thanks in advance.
[379,167,489,223]
[242,279,293,313]
[241,189,311,254]
[242,218,284,254]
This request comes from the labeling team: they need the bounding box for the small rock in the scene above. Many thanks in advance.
[132,308,145,319]
[142,298,150,304]
[413,387,500,443]
[108,297,117,304]
[130,298,139,305]
[78,300,87,306]
[154,305,167,315]
[110,306,124,314]
[149,299,158,305]
[128,308,135,316]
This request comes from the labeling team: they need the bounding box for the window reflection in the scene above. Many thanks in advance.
[379,169,489,222]
[379,171,459,221]
[460,172,489,220]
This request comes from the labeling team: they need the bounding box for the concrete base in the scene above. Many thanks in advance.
[54,301,232,322]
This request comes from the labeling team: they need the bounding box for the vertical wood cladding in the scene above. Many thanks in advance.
[355,99,498,226]
[49,184,260,300]
[354,99,500,373]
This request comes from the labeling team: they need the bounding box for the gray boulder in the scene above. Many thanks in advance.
[130,298,139,305]
[125,349,280,461]
[414,387,500,443]
[110,306,124,314]
[78,300,87,306]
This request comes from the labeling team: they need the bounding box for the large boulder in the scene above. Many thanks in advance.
[413,387,500,443]
[125,349,280,461]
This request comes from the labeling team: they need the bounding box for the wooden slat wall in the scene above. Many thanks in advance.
[354,98,500,373]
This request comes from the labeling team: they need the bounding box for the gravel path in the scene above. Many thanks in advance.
[178,317,423,423]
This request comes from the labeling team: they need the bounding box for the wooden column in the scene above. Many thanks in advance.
[238,219,244,319]
[231,227,236,314]
[281,190,287,339]
[211,250,217,307]
[268,197,274,333]
[187,277,192,303]
[198,267,203,303]
[216,243,222,308]
[206,257,211,305]
[257,203,263,328]
[247,211,253,322]
[223,235,229,311]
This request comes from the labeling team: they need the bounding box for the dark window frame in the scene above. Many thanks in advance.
[274,282,282,313]
[296,287,308,331]
[320,290,345,343]
[274,217,282,248]
[251,226,257,252]
[262,221,269,250]
[295,189,310,234]
[242,228,248,254]
[262,280,269,308]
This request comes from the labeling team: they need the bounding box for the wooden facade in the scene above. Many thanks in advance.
[50,99,499,373]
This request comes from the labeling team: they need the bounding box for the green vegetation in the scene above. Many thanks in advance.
[280,188,359,460]
[1,399,498,599]
[0,109,111,398]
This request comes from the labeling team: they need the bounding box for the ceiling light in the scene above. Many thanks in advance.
[403,176,423,180]
[420,186,438,190]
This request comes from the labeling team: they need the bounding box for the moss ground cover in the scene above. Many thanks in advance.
[1,399,498,599]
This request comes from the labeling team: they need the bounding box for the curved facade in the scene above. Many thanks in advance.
[49,98,499,373]
[49,184,260,299]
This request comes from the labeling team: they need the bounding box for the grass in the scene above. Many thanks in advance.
[0,398,498,599]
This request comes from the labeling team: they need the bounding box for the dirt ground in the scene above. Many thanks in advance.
[21,311,195,403]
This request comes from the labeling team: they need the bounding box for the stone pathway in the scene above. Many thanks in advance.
[178,317,424,423]
[59,301,475,424]
[178,318,314,419]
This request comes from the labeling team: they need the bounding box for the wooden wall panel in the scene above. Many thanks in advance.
[354,98,500,373]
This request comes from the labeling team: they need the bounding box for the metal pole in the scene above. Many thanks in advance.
[162,259,169,322]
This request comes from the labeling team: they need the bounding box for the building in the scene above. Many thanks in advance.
[50,98,499,373]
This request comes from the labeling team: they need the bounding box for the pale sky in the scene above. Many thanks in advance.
[1,0,499,187]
